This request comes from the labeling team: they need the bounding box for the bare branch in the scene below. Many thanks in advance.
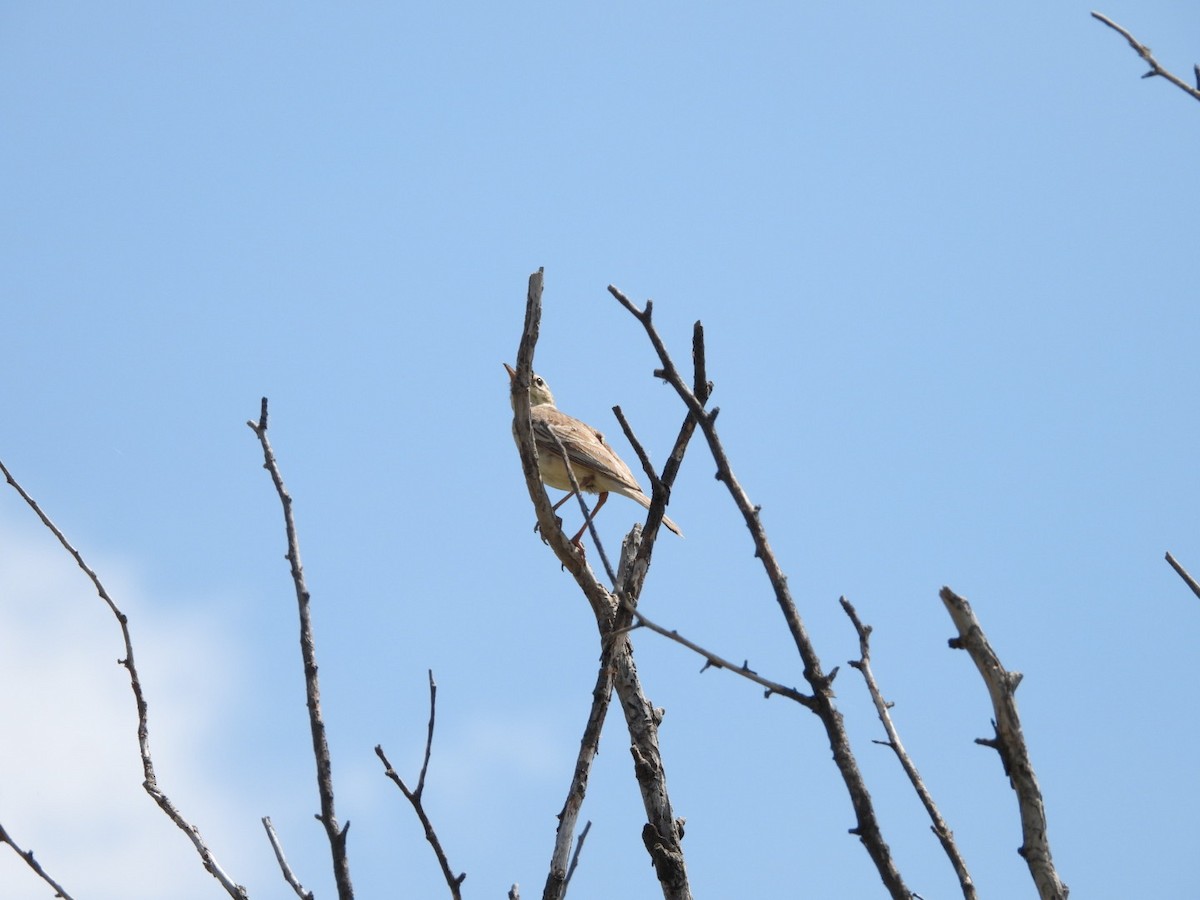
[247,400,354,900]
[0,458,248,899]
[618,600,816,708]
[840,598,977,900]
[608,284,909,899]
[1165,551,1200,600]
[1091,12,1200,103]
[513,272,692,898]
[543,660,613,900]
[263,817,315,900]
[563,820,592,892]
[375,739,465,899]
[0,821,75,900]
[940,587,1068,900]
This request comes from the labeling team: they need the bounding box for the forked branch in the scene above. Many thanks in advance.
[608,284,909,899]
[513,271,692,899]
[840,598,976,900]
[375,672,465,899]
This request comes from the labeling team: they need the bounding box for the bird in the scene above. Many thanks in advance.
[505,363,682,545]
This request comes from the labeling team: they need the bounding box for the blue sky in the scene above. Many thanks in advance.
[2,3,1199,898]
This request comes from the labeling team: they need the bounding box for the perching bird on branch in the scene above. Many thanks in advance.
[505,363,683,546]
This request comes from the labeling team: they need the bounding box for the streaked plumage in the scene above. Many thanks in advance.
[505,363,682,541]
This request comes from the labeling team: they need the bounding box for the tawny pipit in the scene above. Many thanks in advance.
[505,363,683,545]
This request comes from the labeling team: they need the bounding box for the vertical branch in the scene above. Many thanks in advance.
[542,660,613,900]
[513,272,692,898]
[940,587,1068,900]
[0,458,248,899]
[607,530,691,900]
[247,400,355,900]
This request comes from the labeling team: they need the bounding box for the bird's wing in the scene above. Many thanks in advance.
[531,408,642,493]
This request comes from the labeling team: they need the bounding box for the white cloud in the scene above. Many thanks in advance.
[0,514,273,899]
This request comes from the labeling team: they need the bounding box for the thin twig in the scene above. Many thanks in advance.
[940,587,1067,900]
[608,284,909,899]
[610,320,705,618]
[840,598,977,900]
[545,425,617,585]
[263,816,316,900]
[247,399,354,900]
[1165,551,1200,600]
[414,669,439,798]
[618,600,816,708]
[0,821,75,900]
[563,820,592,892]
[1091,12,1200,103]
[376,737,465,898]
[0,458,248,899]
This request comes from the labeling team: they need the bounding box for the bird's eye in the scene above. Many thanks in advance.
[534,377,544,387]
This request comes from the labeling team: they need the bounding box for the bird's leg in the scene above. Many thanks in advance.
[534,491,576,540]
[569,491,609,547]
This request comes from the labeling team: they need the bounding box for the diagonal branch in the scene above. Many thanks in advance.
[940,587,1067,900]
[608,284,910,899]
[1091,12,1200,103]
[0,458,247,899]
[0,821,75,900]
[263,816,316,900]
[564,820,592,893]
[617,601,816,708]
[247,399,354,900]
[542,657,613,900]
[840,598,976,900]
[1164,551,1200,600]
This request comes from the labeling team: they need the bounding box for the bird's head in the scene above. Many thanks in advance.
[504,363,556,408]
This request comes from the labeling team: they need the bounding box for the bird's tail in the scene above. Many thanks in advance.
[630,491,684,537]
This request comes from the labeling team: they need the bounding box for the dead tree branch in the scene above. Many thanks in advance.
[263,817,315,900]
[375,672,465,899]
[1164,551,1200,600]
[543,658,612,900]
[512,270,692,899]
[608,284,910,899]
[617,600,816,708]
[0,821,75,900]
[247,399,354,900]
[940,587,1068,900]
[1091,12,1200,103]
[840,598,976,900]
[0,458,247,899]
[563,820,592,894]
